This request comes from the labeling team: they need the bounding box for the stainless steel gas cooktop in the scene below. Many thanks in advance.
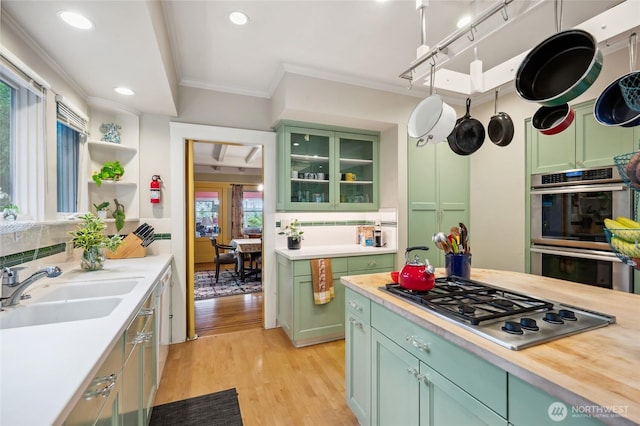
[380,276,615,350]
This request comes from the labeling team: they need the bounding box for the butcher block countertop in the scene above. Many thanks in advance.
[340,269,640,426]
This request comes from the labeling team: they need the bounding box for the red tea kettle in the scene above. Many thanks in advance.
[399,246,435,291]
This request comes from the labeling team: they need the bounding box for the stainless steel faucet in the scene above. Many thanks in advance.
[1,266,62,308]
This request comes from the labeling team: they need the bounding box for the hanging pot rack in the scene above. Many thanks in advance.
[400,0,515,83]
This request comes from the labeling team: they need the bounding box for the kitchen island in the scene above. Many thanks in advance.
[0,254,173,426]
[341,269,639,426]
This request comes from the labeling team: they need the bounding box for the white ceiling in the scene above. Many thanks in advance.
[0,0,632,176]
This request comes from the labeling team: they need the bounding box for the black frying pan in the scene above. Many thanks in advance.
[447,98,485,156]
[488,90,514,147]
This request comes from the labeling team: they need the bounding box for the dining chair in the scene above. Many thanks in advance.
[210,238,236,284]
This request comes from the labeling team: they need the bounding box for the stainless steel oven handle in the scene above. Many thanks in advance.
[530,246,622,263]
[530,183,627,195]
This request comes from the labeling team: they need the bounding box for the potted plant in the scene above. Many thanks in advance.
[93,201,110,219]
[69,213,122,271]
[92,161,125,187]
[280,218,304,250]
[2,203,19,221]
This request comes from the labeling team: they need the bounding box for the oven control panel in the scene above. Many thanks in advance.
[537,167,615,186]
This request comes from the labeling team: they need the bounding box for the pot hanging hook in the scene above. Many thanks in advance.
[554,0,564,33]
[501,2,508,21]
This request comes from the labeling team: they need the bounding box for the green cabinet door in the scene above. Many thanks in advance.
[276,122,380,211]
[529,100,636,174]
[294,276,345,344]
[575,103,635,169]
[420,362,507,426]
[345,292,371,426]
[528,117,576,174]
[408,140,469,267]
[371,329,420,426]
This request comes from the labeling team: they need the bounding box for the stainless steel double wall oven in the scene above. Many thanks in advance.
[530,166,633,292]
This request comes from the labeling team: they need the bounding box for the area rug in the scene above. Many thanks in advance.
[194,270,262,300]
[149,388,243,426]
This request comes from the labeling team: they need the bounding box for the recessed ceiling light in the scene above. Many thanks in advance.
[457,15,472,29]
[58,11,94,30]
[114,87,135,96]
[229,11,249,25]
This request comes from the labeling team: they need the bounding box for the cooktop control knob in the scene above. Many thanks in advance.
[544,312,564,324]
[502,320,524,335]
[559,309,577,321]
[520,317,539,331]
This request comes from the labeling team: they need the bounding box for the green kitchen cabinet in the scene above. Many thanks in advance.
[345,288,372,426]
[529,100,636,174]
[276,123,379,211]
[508,375,603,426]
[407,139,469,267]
[371,328,507,426]
[277,253,395,347]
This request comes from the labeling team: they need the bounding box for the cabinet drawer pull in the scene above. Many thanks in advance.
[138,308,154,317]
[418,374,431,385]
[348,300,363,312]
[407,367,419,377]
[84,380,116,400]
[133,331,153,344]
[348,317,363,329]
[405,335,430,352]
[91,373,116,387]
[367,261,377,267]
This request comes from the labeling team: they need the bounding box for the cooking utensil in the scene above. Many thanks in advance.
[515,29,602,106]
[532,103,575,135]
[407,64,457,146]
[399,246,435,291]
[447,98,485,156]
[594,33,640,127]
[488,89,514,146]
[459,222,469,254]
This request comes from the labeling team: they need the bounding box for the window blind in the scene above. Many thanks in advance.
[56,101,88,135]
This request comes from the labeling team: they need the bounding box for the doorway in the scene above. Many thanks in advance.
[187,140,264,337]
[193,183,264,336]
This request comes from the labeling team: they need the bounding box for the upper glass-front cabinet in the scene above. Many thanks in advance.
[278,124,379,211]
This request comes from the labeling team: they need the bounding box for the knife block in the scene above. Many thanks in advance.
[105,233,146,259]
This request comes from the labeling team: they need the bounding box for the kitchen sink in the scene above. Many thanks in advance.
[32,279,139,303]
[0,298,122,329]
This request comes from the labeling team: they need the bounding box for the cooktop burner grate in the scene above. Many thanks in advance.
[384,277,554,325]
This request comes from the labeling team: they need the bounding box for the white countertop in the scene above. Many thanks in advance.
[275,244,397,260]
[0,254,173,426]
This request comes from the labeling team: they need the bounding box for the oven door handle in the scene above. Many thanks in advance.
[530,246,622,263]
[530,183,627,195]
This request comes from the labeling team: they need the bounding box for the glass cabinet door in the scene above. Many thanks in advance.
[287,128,333,208]
[337,132,376,208]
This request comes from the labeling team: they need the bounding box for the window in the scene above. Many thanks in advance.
[0,80,14,207]
[1,54,47,220]
[195,191,220,237]
[243,190,263,230]
[56,122,80,212]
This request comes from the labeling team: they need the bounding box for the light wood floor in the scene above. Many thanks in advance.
[154,328,358,425]
[194,262,263,337]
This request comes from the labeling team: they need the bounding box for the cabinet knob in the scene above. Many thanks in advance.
[83,375,117,400]
[138,308,154,317]
[405,335,430,352]
[407,367,419,377]
[348,300,363,312]
[348,317,363,329]
[418,374,431,385]
[133,331,153,344]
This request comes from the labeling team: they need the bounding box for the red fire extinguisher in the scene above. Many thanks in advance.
[150,175,162,204]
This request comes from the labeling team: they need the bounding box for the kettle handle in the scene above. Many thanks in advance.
[406,246,430,253]
[404,246,430,263]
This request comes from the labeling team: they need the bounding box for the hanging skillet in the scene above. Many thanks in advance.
[488,89,514,146]
[532,103,575,135]
[447,98,485,156]
[594,33,640,127]
[515,1,602,106]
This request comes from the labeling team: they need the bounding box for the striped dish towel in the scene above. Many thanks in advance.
[310,258,334,304]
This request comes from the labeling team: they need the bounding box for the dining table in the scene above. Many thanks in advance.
[230,238,262,281]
